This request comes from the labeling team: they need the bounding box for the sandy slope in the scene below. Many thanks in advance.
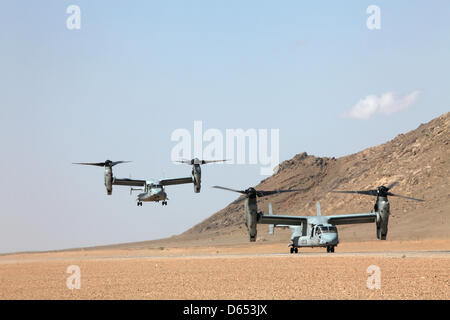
[186,113,450,242]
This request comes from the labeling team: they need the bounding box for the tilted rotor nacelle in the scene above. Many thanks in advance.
[176,158,229,193]
[212,185,306,242]
[375,200,390,240]
[73,160,131,195]
[332,181,424,241]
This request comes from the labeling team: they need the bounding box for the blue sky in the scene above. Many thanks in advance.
[0,1,448,253]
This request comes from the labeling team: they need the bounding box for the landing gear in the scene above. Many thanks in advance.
[137,202,142,207]
[326,246,335,253]
[290,247,298,254]
[161,201,168,206]
[290,247,294,254]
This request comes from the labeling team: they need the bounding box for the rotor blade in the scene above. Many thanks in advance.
[387,192,424,202]
[111,161,131,166]
[73,162,106,167]
[331,190,378,196]
[73,160,131,167]
[200,159,229,164]
[256,189,306,197]
[175,159,192,164]
[212,186,247,194]
[386,181,398,190]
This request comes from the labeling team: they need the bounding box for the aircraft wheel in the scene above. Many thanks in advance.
[331,246,335,253]
[294,248,298,254]
[290,247,294,254]
[326,246,330,253]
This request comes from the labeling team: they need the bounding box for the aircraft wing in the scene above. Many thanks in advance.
[259,214,308,226]
[112,178,146,187]
[326,213,376,225]
[160,177,193,186]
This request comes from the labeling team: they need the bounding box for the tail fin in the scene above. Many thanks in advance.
[317,202,321,216]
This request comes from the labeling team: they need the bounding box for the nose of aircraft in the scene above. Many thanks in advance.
[156,189,167,200]
[320,233,338,245]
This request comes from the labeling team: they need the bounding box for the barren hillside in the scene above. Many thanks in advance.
[183,112,450,242]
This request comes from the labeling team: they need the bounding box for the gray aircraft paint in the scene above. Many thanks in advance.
[177,158,228,193]
[74,160,193,206]
[260,183,423,253]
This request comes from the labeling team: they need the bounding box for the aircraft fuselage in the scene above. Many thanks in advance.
[137,182,168,202]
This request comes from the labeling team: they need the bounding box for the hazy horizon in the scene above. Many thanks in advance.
[1,1,449,253]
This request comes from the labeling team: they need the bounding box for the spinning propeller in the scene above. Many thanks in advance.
[73,160,131,195]
[176,158,229,165]
[213,186,306,200]
[332,181,424,202]
[73,160,131,167]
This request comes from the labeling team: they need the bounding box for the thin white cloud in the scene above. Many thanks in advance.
[343,91,421,120]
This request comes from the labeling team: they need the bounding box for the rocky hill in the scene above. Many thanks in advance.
[182,112,450,241]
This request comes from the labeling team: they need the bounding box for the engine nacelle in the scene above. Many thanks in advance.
[104,167,113,195]
[192,165,201,193]
[376,200,390,240]
[244,199,258,241]
[193,176,201,193]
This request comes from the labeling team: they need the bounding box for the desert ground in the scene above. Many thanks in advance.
[0,239,448,300]
[2,113,447,300]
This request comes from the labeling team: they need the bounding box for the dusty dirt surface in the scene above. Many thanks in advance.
[2,114,448,300]
[0,239,448,300]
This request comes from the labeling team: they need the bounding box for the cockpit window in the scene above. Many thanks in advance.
[319,226,337,233]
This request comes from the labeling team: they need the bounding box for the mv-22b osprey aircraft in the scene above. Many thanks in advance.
[74,158,227,206]
[214,182,424,253]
